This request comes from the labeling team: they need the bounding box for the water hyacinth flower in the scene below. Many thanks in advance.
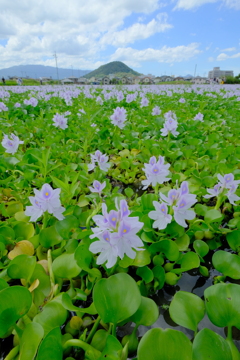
[78,108,86,116]
[25,183,65,222]
[24,98,38,107]
[52,113,68,130]
[89,180,106,194]
[88,150,111,172]
[149,181,197,229]
[14,102,21,108]
[140,97,149,107]
[1,133,23,154]
[160,111,179,137]
[89,198,144,268]
[179,98,186,103]
[142,156,170,190]
[204,173,240,206]
[152,106,161,116]
[110,107,127,129]
[194,113,204,122]
[0,102,8,112]
[96,96,103,105]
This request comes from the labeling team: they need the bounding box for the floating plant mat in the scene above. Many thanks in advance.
[1,83,240,359]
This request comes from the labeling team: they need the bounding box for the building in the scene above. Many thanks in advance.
[208,67,233,79]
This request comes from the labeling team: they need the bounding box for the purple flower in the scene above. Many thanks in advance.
[88,150,111,172]
[117,91,124,102]
[160,181,197,228]
[52,114,68,130]
[1,133,23,154]
[89,230,119,268]
[25,184,65,221]
[161,112,179,137]
[78,108,86,116]
[110,107,127,129]
[24,98,38,107]
[142,156,170,189]
[89,199,144,267]
[193,113,204,122]
[204,173,240,206]
[140,97,149,107]
[96,96,103,105]
[0,102,8,112]
[148,202,172,230]
[89,180,106,194]
[152,106,161,116]
[179,98,186,103]
[14,102,21,108]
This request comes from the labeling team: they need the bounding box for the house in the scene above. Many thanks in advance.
[141,77,154,84]
[174,77,184,81]
[192,77,210,84]
[121,76,134,85]
[101,76,110,85]
[61,78,74,84]
[153,76,162,84]
[77,77,88,84]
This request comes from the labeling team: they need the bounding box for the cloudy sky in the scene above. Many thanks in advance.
[0,0,240,76]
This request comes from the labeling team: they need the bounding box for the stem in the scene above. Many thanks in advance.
[214,195,223,210]
[4,346,19,360]
[42,212,49,229]
[227,326,232,341]
[63,339,101,357]
[86,315,101,343]
[112,322,117,337]
[154,183,159,195]
[47,249,56,299]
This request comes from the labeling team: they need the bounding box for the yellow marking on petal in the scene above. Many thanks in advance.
[153,169,158,172]
[106,237,109,241]
[45,192,49,196]
[161,208,165,212]
[112,217,116,221]
[123,229,127,233]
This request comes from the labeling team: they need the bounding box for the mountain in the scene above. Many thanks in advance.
[0,65,90,80]
[85,61,141,79]
[183,74,193,78]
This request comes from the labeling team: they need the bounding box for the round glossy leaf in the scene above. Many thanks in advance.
[226,230,240,252]
[61,293,97,315]
[169,291,205,332]
[136,266,154,284]
[36,327,63,360]
[33,300,68,335]
[132,249,151,267]
[74,239,93,272]
[130,296,159,326]
[7,254,36,282]
[93,273,141,324]
[13,222,35,240]
[173,252,200,274]
[149,240,179,261]
[138,328,192,360]
[8,240,34,260]
[212,250,240,279]
[19,322,44,360]
[0,227,15,244]
[175,234,190,251]
[204,283,240,329]
[52,252,81,279]
[204,209,223,223]
[55,215,79,240]
[193,240,209,258]
[193,328,232,360]
[39,226,62,248]
[0,286,32,337]
[6,202,23,216]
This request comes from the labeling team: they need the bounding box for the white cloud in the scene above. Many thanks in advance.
[0,0,160,69]
[173,0,240,10]
[110,43,202,67]
[217,52,240,60]
[221,47,236,52]
[208,56,215,61]
[100,13,172,47]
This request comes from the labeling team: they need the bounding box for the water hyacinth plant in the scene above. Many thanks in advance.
[0,82,240,359]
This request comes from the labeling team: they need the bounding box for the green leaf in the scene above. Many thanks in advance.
[55,215,78,240]
[61,293,97,315]
[226,230,240,252]
[13,222,35,239]
[193,240,209,259]
[74,238,93,272]
[0,286,32,337]
[169,291,205,332]
[130,296,159,326]
[149,240,179,261]
[175,234,190,251]
[132,249,151,267]
[204,283,240,329]
[7,254,36,282]
[212,250,240,279]
[136,266,154,283]
[39,226,63,248]
[36,327,63,360]
[172,251,200,274]
[19,323,44,360]
[138,328,192,360]
[192,328,232,360]
[93,273,141,324]
[52,252,81,279]
[33,299,68,335]
[204,209,223,223]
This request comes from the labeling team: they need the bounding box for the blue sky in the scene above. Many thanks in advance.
[0,0,239,76]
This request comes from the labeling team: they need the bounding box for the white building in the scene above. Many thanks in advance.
[208,67,233,79]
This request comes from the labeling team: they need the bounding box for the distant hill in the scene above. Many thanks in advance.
[0,65,90,80]
[85,61,141,79]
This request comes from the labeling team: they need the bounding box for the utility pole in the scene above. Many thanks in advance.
[194,64,197,77]
[53,52,59,83]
